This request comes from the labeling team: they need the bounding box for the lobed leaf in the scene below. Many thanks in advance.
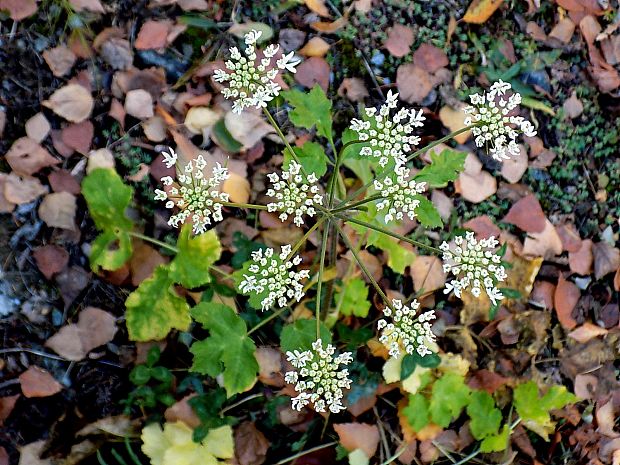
[429,372,471,427]
[280,318,332,353]
[335,278,371,317]
[169,225,222,289]
[284,141,328,177]
[282,85,333,141]
[466,390,502,440]
[414,149,467,188]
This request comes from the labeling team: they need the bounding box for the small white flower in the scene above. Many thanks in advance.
[378,299,436,358]
[214,29,301,114]
[284,338,353,414]
[464,79,537,161]
[161,148,178,168]
[374,166,427,223]
[238,245,310,311]
[440,232,507,305]
[266,161,323,227]
[156,151,230,235]
[349,90,425,167]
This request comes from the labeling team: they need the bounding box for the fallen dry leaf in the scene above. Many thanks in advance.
[45,307,117,361]
[109,98,126,128]
[43,83,94,123]
[549,17,576,43]
[455,170,497,203]
[234,422,269,465]
[164,394,201,428]
[384,24,414,58]
[0,395,19,425]
[530,281,555,309]
[438,106,471,144]
[299,37,330,57]
[5,137,59,176]
[255,347,284,387]
[556,223,582,252]
[563,91,584,119]
[396,64,433,104]
[573,373,598,400]
[56,265,91,309]
[0,174,14,213]
[500,145,528,183]
[225,111,274,150]
[413,43,449,73]
[592,241,620,280]
[33,245,70,280]
[463,0,504,24]
[42,45,77,77]
[568,322,608,343]
[125,89,154,119]
[184,106,220,137]
[223,172,251,204]
[69,0,105,12]
[142,115,167,142]
[25,113,51,143]
[129,242,167,286]
[337,77,369,102]
[62,121,94,154]
[135,20,172,50]
[554,275,579,329]
[294,56,330,91]
[430,189,454,221]
[0,0,37,20]
[310,16,348,33]
[467,369,509,393]
[615,268,620,291]
[87,148,116,173]
[38,192,77,231]
[19,366,63,398]
[522,219,563,259]
[463,215,500,239]
[305,0,330,17]
[410,256,446,295]
[502,194,546,233]
[333,422,380,458]
[4,174,48,205]
[569,239,593,275]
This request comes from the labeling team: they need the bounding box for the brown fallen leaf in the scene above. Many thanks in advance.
[45,307,117,361]
[25,113,51,143]
[87,148,116,173]
[573,373,598,400]
[463,215,500,239]
[294,57,330,91]
[563,91,584,119]
[310,16,348,33]
[413,43,449,73]
[33,245,70,280]
[568,322,608,343]
[43,83,94,123]
[4,174,48,205]
[109,98,126,128]
[455,170,497,203]
[554,275,579,329]
[225,111,274,150]
[337,77,369,102]
[502,194,546,233]
[135,20,173,50]
[5,137,59,176]
[614,268,620,291]
[69,0,105,13]
[396,64,433,104]
[55,265,91,309]
[592,241,620,280]
[38,192,77,231]
[19,366,63,398]
[142,115,167,142]
[42,45,77,77]
[410,256,446,295]
[556,223,582,252]
[467,369,510,393]
[0,0,37,20]
[255,347,284,387]
[522,219,563,259]
[234,422,269,465]
[569,239,593,275]
[549,17,576,43]
[334,422,380,458]
[530,280,555,309]
[384,24,414,58]
[438,106,471,144]
[305,0,331,17]
[298,37,330,57]
[164,394,201,428]
[430,189,454,221]
[62,120,94,155]
[500,145,528,183]
[0,395,19,425]
[129,242,167,286]
[463,0,504,24]
[49,169,81,195]
[125,89,154,119]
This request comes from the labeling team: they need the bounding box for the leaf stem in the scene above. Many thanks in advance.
[247,306,289,335]
[221,201,268,210]
[287,217,326,259]
[263,107,309,178]
[127,231,178,253]
[315,218,331,338]
[330,194,381,214]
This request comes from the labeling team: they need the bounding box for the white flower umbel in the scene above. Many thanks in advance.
[440,232,507,305]
[464,80,537,161]
[377,299,436,358]
[374,166,427,223]
[284,339,353,413]
[154,154,229,235]
[266,161,323,227]
[238,245,309,311]
[349,90,425,167]
[213,29,301,114]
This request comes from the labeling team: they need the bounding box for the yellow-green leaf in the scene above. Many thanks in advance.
[169,225,222,289]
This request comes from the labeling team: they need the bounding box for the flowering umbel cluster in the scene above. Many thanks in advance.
[440,232,507,305]
[374,166,427,223]
[154,151,230,235]
[213,30,300,114]
[464,80,537,161]
[350,90,425,167]
[377,299,436,358]
[238,245,309,311]
[266,161,323,226]
[284,339,353,413]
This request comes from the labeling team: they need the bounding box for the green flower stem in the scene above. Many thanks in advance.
[327,139,364,207]
[333,221,393,310]
[221,201,268,210]
[262,107,309,178]
[315,218,331,338]
[334,125,475,210]
[287,217,326,259]
[336,214,441,253]
[247,306,289,335]
[127,231,178,253]
[330,194,382,214]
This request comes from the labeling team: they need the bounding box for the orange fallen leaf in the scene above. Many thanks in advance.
[502,194,546,233]
[438,106,471,144]
[310,16,348,33]
[554,275,579,330]
[463,0,504,24]
[333,423,380,458]
[19,366,63,398]
[298,37,331,57]
[305,0,331,17]
[135,20,173,50]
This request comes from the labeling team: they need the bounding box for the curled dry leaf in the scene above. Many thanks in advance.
[5,137,59,176]
[384,24,414,58]
[45,307,117,361]
[502,194,546,233]
[554,275,579,329]
[310,16,348,33]
[42,45,77,77]
[33,244,70,280]
[43,84,94,123]
[25,113,51,143]
[38,192,77,231]
[333,423,380,459]
[19,366,63,398]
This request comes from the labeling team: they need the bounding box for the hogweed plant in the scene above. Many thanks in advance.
[82,30,540,445]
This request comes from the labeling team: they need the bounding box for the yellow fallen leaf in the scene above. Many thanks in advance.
[310,16,348,33]
[299,37,331,57]
[438,106,471,144]
[463,0,504,24]
[305,0,331,17]
[222,172,250,204]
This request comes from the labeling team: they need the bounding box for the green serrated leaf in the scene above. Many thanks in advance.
[335,278,371,317]
[282,85,333,141]
[371,234,416,274]
[280,319,332,353]
[125,266,191,341]
[403,393,430,432]
[414,149,467,188]
[168,225,222,289]
[429,373,471,427]
[513,381,577,440]
[467,390,502,440]
[480,424,511,453]
[82,168,135,271]
[414,195,443,229]
[190,302,258,397]
[284,141,328,177]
